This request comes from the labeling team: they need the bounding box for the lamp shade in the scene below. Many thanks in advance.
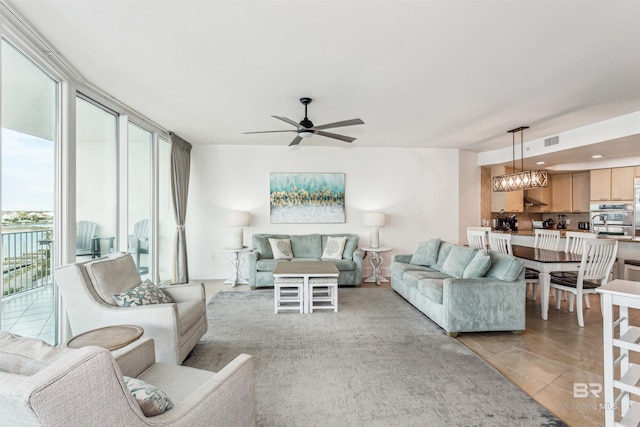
[363,212,386,227]
[227,211,250,227]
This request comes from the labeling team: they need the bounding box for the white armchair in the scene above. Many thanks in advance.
[0,331,256,426]
[54,252,207,364]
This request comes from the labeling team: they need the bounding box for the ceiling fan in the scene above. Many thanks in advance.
[243,97,364,146]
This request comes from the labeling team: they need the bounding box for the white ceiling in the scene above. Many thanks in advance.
[5,0,640,166]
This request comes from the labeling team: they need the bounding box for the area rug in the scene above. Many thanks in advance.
[183,288,565,427]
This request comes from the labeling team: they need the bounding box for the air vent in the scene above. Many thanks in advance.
[544,136,559,147]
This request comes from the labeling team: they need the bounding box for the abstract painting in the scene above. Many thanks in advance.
[270,173,345,223]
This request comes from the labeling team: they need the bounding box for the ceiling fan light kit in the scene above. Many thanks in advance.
[493,126,548,192]
[243,97,364,146]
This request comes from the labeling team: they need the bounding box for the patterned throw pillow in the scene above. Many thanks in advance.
[321,236,347,260]
[123,376,174,417]
[113,280,174,307]
[269,238,293,260]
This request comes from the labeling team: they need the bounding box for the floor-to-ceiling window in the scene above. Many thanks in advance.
[128,122,152,279]
[0,39,58,344]
[76,96,118,262]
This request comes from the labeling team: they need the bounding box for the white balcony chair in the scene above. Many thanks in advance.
[488,232,512,255]
[550,238,618,327]
[467,227,490,249]
[527,229,562,300]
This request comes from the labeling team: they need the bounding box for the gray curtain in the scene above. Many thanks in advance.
[170,133,192,284]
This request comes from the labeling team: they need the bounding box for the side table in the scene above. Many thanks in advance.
[362,246,391,285]
[220,247,252,286]
[66,325,144,351]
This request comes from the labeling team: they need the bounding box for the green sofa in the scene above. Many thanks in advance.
[391,238,526,336]
[247,233,364,289]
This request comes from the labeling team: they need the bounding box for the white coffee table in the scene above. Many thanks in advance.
[272,261,339,313]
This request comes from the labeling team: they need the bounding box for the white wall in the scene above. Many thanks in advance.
[186,145,476,280]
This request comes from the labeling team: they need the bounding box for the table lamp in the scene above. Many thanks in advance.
[363,212,386,248]
[227,211,250,249]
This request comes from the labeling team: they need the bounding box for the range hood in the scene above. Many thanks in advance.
[523,196,548,207]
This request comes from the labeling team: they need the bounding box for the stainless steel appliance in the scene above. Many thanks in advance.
[635,177,640,236]
[590,202,635,236]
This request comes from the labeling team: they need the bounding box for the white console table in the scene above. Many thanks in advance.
[362,246,391,285]
[220,247,252,286]
[597,279,640,426]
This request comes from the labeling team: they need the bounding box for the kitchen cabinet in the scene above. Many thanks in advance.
[550,172,589,213]
[490,166,523,213]
[571,171,590,212]
[551,173,572,212]
[525,185,552,213]
[635,166,640,178]
[590,167,634,201]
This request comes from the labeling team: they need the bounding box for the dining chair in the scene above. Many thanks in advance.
[551,231,598,307]
[467,227,489,249]
[527,229,562,299]
[550,238,618,327]
[488,232,512,255]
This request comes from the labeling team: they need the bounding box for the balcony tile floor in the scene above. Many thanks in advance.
[1,284,57,345]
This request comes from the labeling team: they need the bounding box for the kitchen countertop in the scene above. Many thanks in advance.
[491,229,640,242]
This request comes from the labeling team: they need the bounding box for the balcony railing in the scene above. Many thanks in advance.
[2,228,54,297]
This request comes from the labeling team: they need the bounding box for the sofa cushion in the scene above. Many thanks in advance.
[123,376,174,416]
[256,258,280,271]
[269,238,294,260]
[321,236,347,259]
[342,235,359,260]
[0,331,75,376]
[332,259,356,271]
[485,251,525,282]
[291,234,322,258]
[391,262,435,277]
[113,280,174,307]
[434,241,455,271]
[402,270,452,287]
[441,245,477,278]
[410,238,441,266]
[85,252,142,306]
[416,279,444,304]
[462,250,492,279]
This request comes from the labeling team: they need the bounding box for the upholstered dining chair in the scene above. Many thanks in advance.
[550,238,618,327]
[527,229,562,300]
[488,232,513,255]
[467,227,490,249]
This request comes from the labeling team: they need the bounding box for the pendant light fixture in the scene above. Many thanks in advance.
[492,126,548,192]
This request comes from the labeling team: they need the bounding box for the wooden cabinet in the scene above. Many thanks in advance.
[612,167,634,200]
[590,167,634,201]
[635,166,640,178]
[571,171,590,212]
[490,166,523,213]
[552,174,572,212]
[525,185,552,213]
[550,172,590,213]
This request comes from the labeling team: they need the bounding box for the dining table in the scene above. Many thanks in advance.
[511,244,582,320]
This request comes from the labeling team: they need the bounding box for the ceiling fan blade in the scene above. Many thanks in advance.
[314,118,364,130]
[315,130,356,143]
[288,135,303,146]
[272,115,301,128]
[243,130,296,134]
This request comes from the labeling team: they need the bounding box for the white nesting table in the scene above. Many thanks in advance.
[362,246,391,285]
[273,261,339,313]
[220,247,252,286]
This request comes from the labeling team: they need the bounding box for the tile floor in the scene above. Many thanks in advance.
[1,278,627,426]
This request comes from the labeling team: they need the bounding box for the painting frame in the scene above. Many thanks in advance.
[270,173,346,224]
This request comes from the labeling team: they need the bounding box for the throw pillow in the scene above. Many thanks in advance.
[462,250,492,278]
[123,376,174,417]
[410,238,441,266]
[269,238,293,260]
[441,245,477,278]
[113,280,174,307]
[322,236,347,260]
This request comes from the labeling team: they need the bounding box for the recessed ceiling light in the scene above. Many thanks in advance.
[536,161,545,165]
[592,154,603,159]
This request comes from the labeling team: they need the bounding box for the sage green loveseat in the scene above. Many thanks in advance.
[391,238,526,336]
[247,233,364,289]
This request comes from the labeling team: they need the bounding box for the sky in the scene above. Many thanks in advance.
[1,128,54,212]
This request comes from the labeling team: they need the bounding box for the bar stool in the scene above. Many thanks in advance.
[309,277,338,312]
[624,259,640,281]
[274,277,304,313]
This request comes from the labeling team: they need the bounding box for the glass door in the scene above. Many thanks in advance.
[1,39,59,344]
